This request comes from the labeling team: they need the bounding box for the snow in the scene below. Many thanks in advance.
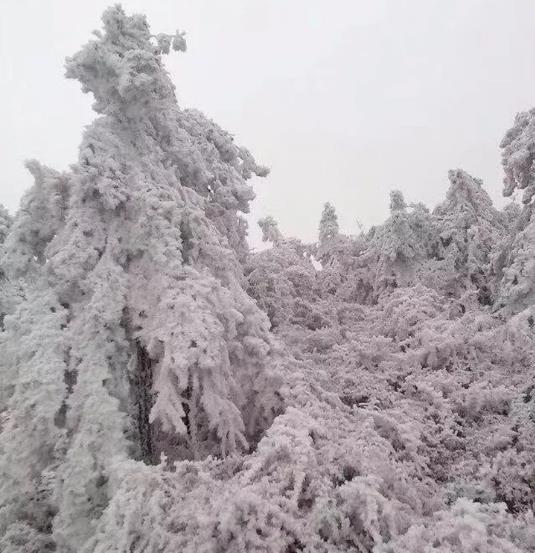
[1,5,534,553]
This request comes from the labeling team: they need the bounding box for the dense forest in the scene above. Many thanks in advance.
[1,6,534,552]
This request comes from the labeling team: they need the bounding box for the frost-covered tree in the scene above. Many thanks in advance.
[501,107,535,205]
[366,190,436,297]
[0,168,70,419]
[494,218,535,314]
[0,174,72,543]
[0,205,11,246]
[61,3,277,454]
[0,204,14,330]
[495,102,535,315]
[246,219,324,330]
[316,202,342,267]
[0,286,67,544]
[431,169,508,303]
[258,215,283,245]
[389,189,407,212]
[318,202,339,245]
[1,161,69,280]
[0,6,279,551]
[3,4,535,553]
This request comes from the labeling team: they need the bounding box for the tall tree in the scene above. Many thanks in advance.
[494,217,535,314]
[0,6,278,551]
[0,205,11,246]
[318,202,339,246]
[501,107,535,205]
[258,215,283,245]
[368,190,435,296]
[495,104,535,314]
[0,203,14,331]
[432,169,508,302]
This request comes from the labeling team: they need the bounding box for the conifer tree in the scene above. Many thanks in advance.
[318,202,339,245]
[496,100,535,314]
[258,215,283,245]
[0,6,278,550]
[433,169,508,302]
[369,190,433,295]
[501,107,535,205]
[2,5,535,553]
[0,203,14,332]
[0,205,11,246]
[494,218,535,314]
[389,189,407,212]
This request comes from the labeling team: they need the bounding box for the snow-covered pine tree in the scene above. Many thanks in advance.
[1,161,70,283]
[310,198,374,304]
[316,201,342,267]
[0,164,72,550]
[0,203,14,331]
[0,162,70,415]
[0,205,11,246]
[3,4,535,552]
[0,6,279,551]
[368,190,435,297]
[258,215,283,245]
[501,107,535,205]
[495,102,535,315]
[389,189,407,212]
[494,217,535,314]
[318,202,339,246]
[432,169,508,303]
[246,217,322,330]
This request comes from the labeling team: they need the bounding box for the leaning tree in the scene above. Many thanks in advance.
[0,6,280,551]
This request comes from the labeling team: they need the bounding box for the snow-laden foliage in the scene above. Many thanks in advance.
[0,205,11,246]
[0,204,15,330]
[0,6,279,552]
[495,216,535,314]
[316,202,341,266]
[258,215,284,245]
[430,169,509,302]
[246,217,328,332]
[2,4,535,553]
[501,107,535,204]
[318,202,339,246]
[368,191,438,297]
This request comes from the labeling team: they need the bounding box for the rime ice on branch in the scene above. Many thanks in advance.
[0,5,278,551]
[1,4,535,553]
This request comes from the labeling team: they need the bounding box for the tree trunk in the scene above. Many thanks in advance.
[133,343,155,464]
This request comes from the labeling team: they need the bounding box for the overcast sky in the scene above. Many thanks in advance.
[2,1,535,247]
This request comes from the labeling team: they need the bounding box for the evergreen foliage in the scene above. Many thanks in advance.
[1,5,534,552]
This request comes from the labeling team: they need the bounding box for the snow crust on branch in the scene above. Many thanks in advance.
[1,4,535,553]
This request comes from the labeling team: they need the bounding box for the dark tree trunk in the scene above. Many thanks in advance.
[133,343,155,464]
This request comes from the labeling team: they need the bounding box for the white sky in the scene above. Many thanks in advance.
[2,1,535,247]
